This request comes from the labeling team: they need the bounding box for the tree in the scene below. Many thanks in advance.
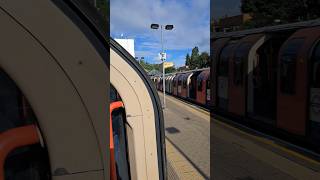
[199,52,210,68]
[139,60,154,72]
[190,47,200,69]
[185,54,191,67]
[165,66,176,74]
[241,0,320,28]
[183,47,210,70]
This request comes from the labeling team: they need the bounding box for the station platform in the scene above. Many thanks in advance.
[159,93,210,179]
[159,92,320,180]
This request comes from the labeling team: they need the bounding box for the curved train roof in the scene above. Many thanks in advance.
[213,19,320,39]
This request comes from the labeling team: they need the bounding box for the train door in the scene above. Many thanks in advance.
[211,38,230,108]
[217,42,237,112]
[206,72,211,105]
[173,75,179,96]
[309,40,320,143]
[229,34,264,117]
[196,70,209,105]
[111,39,166,180]
[248,35,289,124]
[166,76,170,93]
[189,71,201,101]
[177,74,184,97]
[277,26,320,136]
[181,73,192,98]
[181,74,187,98]
[159,77,163,91]
[166,76,171,93]
[186,73,193,98]
[167,76,171,93]
[170,75,176,94]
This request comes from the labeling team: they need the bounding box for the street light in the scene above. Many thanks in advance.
[151,23,174,109]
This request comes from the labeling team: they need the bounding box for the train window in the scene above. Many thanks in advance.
[112,108,130,180]
[233,43,251,86]
[110,87,130,179]
[312,42,320,88]
[219,43,235,77]
[178,78,182,86]
[280,38,304,94]
[198,78,203,91]
[0,68,50,180]
[183,77,186,88]
[110,85,122,102]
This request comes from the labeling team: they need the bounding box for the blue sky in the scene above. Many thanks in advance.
[110,0,210,67]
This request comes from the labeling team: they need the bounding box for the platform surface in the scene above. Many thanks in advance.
[160,92,320,180]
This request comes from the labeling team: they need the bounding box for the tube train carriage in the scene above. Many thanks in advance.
[152,68,211,108]
[0,1,165,180]
[211,19,320,149]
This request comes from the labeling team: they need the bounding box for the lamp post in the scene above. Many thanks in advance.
[151,24,174,109]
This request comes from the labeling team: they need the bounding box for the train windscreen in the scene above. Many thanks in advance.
[280,38,304,94]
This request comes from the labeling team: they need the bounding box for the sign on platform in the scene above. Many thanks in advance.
[159,52,166,61]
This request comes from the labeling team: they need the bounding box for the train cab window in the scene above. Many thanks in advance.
[280,38,304,94]
[234,43,251,86]
[312,42,320,88]
[0,69,50,180]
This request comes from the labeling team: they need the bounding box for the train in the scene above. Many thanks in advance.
[0,1,165,180]
[151,68,211,107]
[153,19,320,151]
[211,20,320,149]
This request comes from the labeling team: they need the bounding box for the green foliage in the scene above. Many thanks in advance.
[96,0,108,19]
[185,54,191,67]
[199,52,210,68]
[241,0,320,28]
[139,60,159,72]
[189,47,200,69]
[185,47,210,70]
[165,66,176,74]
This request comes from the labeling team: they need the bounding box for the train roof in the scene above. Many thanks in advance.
[152,67,210,78]
[213,19,320,39]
